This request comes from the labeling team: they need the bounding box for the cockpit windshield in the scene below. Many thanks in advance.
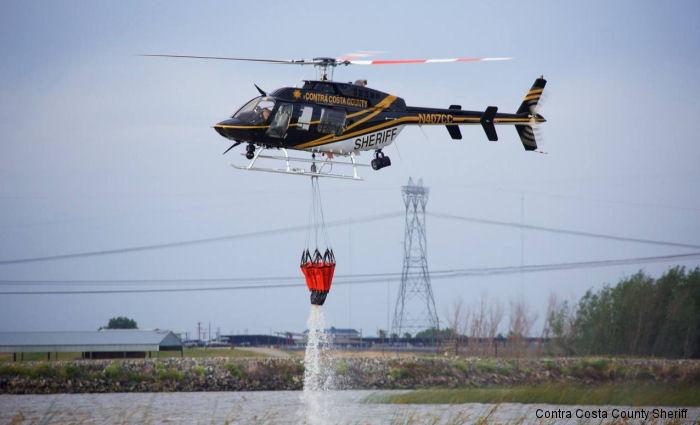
[232,96,276,125]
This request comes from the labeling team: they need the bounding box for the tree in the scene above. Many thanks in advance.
[508,298,536,358]
[446,299,469,355]
[572,267,699,358]
[415,327,451,340]
[105,316,138,329]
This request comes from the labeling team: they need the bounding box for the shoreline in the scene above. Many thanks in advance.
[1,357,698,395]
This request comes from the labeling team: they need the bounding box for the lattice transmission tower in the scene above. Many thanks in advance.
[392,177,439,338]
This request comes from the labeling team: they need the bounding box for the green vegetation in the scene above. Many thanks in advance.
[103,363,122,380]
[57,364,84,379]
[553,267,699,358]
[411,266,699,359]
[0,363,86,379]
[154,363,184,381]
[474,360,495,373]
[0,364,26,376]
[414,327,453,340]
[224,363,244,378]
[334,361,349,375]
[105,316,138,329]
[367,383,700,406]
[390,360,425,380]
[450,359,469,373]
[497,366,511,376]
[167,347,269,359]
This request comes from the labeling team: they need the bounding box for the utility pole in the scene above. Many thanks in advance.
[197,322,201,342]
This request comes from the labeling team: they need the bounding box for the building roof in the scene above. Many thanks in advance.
[303,328,360,335]
[0,329,182,353]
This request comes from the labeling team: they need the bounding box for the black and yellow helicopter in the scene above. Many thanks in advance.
[143,53,546,180]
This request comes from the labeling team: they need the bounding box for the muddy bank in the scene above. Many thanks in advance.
[1,357,698,394]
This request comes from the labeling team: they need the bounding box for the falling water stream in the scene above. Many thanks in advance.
[300,305,338,425]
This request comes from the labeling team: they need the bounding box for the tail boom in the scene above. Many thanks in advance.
[403,76,546,149]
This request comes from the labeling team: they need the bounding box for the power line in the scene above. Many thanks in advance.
[2,252,698,295]
[2,209,698,266]
[0,271,400,286]
[428,212,700,250]
[0,212,402,266]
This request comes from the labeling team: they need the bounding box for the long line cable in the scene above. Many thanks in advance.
[2,252,698,295]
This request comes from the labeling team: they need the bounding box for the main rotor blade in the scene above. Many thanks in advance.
[139,54,320,65]
[348,57,512,65]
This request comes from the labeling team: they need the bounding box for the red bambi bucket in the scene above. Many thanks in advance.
[300,248,336,305]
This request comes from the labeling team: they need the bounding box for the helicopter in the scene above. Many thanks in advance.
[143,53,547,180]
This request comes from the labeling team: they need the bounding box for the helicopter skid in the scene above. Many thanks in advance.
[231,148,366,180]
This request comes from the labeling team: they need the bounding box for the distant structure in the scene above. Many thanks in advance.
[0,329,183,360]
[392,178,439,338]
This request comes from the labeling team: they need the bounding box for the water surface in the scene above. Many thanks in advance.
[1,391,697,424]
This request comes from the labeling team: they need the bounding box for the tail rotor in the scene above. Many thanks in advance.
[515,77,547,151]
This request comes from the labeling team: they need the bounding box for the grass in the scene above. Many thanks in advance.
[366,383,700,407]
[158,347,270,359]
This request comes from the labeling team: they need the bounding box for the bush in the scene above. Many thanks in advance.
[589,359,608,373]
[28,364,56,379]
[156,367,183,381]
[224,363,244,378]
[451,360,468,373]
[103,363,122,380]
[474,361,495,373]
[635,367,654,380]
[155,362,183,381]
[58,364,83,379]
[334,361,349,375]
[0,364,26,377]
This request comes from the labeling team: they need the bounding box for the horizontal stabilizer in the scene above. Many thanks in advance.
[481,106,498,141]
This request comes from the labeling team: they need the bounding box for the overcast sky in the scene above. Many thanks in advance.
[1,0,699,338]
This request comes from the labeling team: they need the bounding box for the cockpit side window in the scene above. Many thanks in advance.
[318,108,346,136]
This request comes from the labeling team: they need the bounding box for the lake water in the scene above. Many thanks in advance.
[1,391,698,425]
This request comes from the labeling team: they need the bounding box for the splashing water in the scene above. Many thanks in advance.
[300,305,337,425]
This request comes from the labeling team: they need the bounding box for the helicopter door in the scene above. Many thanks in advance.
[266,103,293,138]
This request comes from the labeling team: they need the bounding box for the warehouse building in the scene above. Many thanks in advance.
[0,329,183,360]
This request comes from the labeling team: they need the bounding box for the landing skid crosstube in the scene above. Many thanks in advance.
[231,148,368,180]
